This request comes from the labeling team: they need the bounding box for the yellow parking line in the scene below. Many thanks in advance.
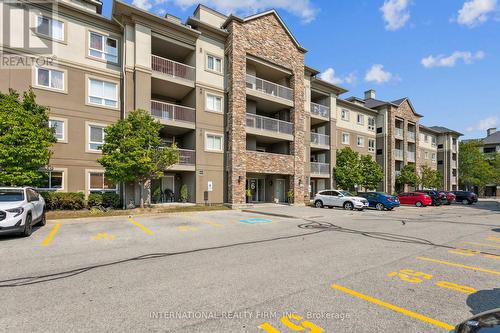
[128,217,153,235]
[462,241,500,249]
[41,223,61,247]
[331,284,454,331]
[417,257,500,275]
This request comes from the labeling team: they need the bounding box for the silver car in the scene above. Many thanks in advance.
[0,187,46,237]
[313,190,369,211]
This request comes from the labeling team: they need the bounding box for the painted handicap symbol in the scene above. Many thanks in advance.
[239,217,273,225]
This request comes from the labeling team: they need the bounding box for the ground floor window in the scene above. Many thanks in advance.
[38,170,63,190]
[89,172,116,193]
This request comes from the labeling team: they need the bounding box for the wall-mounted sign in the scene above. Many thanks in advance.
[208,181,213,192]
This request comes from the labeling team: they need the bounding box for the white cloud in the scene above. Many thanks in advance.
[421,51,485,68]
[319,67,357,85]
[380,0,411,31]
[140,0,318,23]
[457,0,497,27]
[364,64,395,84]
[133,0,153,10]
[466,116,498,131]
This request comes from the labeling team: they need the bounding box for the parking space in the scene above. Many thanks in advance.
[0,201,499,332]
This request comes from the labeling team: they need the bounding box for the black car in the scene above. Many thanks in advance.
[416,190,445,206]
[454,308,500,332]
[452,190,478,205]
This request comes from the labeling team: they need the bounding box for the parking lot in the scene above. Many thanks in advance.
[0,201,499,332]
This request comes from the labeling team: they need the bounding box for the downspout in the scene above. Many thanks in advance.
[112,14,127,209]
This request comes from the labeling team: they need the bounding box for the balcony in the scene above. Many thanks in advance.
[452,145,457,153]
[407,151,416,162]
[395,128,404,139]
[310,162,330,178]
[246,113,294,141]
[394,149,403,160]
[151,100,195,130]
[310,102,330,120]
[167,148,195,171]
[310,133,330,150]
[246,74,294,109]
[151,55,195,99]
[451,160,457,168]
[407,131,416,142]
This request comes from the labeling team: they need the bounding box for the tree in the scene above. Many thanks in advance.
[419,165,442,189]
[0,89,56,186]
[396,164,420,191]
[335,147,362,191]
[360,154,383,190]
[458,140,494,191]
[98,109,179,208]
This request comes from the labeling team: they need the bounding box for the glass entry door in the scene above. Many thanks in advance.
[247,178,265,202]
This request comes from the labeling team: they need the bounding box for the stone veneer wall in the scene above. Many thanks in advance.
[225,14,306,204]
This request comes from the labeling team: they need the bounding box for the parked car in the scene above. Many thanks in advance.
[416,190,445,206]
[0,187,46,237]
[440,191,456,205]
[356,192,400,211]
[452,190,478,205]
[313,190,369,211]
[397,192,433,207]
[453,308,500,332]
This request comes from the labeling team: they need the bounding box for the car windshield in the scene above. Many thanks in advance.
[340,191,354,196]
[0,189,24,202]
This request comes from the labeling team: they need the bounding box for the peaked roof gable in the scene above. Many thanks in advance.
[392,97,423,117]
[222,10,306,53]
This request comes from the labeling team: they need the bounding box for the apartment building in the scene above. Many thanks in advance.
[465,128,498,196]
[418,126,438,170]
[429,126,461,191]
[0,0,122,197]
[0,0,463,205]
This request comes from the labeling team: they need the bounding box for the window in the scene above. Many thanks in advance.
[357,136,364,147]
[437,144,443,149]
[376,149,383,155]
[88,78,117,107]
[206,94,222,112]
[38,171,63,190]
[342,133,350,144]
[89,172,116,192]
[424,135,429,142]
[89,31,118,63]
[368,117,375,131]
[207,55,222,73]
[36,68,64,90]
[205,133,223,152]
[376,127,383,134]
[49,119,65,141]
[368,139,375,152]
[357,114,364,125]
[88,125,105,151]
[437,160,443,165]
[341,109,349,121]
[431,153,436,162]
[36,16,64,41]
[431,137,437,147]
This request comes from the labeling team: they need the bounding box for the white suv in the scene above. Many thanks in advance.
[313,190,369,211]
[0,187,46,237]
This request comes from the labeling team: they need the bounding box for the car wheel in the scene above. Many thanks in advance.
[462,199,470,205]
[328,206,333,209]
[314,200,324,208]
[22,214,32,237]
[343,201,354,210]
[39,210,47,226]
[375,203,385,211]
[415,201,423,207]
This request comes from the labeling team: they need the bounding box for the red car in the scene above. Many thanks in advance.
[440,191,456,205]
[398,192,433,207]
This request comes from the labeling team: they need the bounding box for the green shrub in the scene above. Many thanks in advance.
[40,192,85,210]
[180,185,188,202]
[87,193,103,207]
[102,192,120,209]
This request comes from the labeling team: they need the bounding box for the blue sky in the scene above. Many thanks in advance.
[102,0,500,139]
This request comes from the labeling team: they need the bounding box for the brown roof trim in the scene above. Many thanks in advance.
[311,77,348,95]
[337,99,379,114]
[187,16,229,38]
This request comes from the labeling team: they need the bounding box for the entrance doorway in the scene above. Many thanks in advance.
[246,178,265,202]
[274,179,286,203]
